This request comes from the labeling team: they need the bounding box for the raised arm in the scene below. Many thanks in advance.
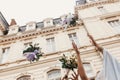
[87,34,103,53]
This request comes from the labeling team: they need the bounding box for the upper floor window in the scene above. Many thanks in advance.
[24,42,32,49]
[0,47,10,63]
[11,28,15,31]
[47,69,61,80]
[76,0,86,5]
[108,20,120,33]
[46,37,56,53]
[83,62,95,78]
[27,22,36,28]
[68,33,79,47]
[53,18,61,26]
[45,20,53,27]
[36,22,44,28]
[98,6,107,14]
[26,22,36,31]
[46,21,51,24]
[28,24,33,27]
[17,75,31,80]
[86,0,97,3]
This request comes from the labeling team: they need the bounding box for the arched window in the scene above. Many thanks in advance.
[17,75,31,80]
[47,69,61,80]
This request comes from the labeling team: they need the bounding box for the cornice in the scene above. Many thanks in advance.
[96,34,120,41]
[0,24,83,45]
[75,0,117,14]
[100,11,120,20]
[0,56,60,74]
[98,37,120,47]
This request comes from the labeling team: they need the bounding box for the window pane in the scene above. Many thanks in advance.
[48,70,61,80]
[98,6,107,14]
[108,20,120,33]
[0,47,10,63]
[24,42,32,49]
[68,33,79,47]
[83,63,94,78]
[46,38,56,53]
[17,75,31,80]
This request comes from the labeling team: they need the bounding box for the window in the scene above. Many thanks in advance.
[19,26,26,32]
[53,18,61,26]
[68,33,79,47]
[76,0,86,5]
[17,75,31,80]
[87,0,96,3]
[36,22,44,28]
[0,47,10,63]
[47,69,61,80]
[28,24,33,27]
[46,20,52,27]
[108,20,120,33]
[24,42,32,49]
[11,28,15,31]
[46,38,56,53]
[83,62,95,78]
[46,21,50,24]
[98,6,107,14]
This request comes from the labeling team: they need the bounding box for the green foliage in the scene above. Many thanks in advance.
[35,53,43,61]
[59,54,77,70]
[23,44,43,62]
[23,44,39,54]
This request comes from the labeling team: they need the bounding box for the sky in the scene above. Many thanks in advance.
[0,0,75,26]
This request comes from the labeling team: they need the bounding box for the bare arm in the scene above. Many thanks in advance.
[87,34,103,52]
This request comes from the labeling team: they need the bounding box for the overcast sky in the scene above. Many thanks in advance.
[0,0,75,26]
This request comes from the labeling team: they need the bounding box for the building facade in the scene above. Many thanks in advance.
[0,0,120,80]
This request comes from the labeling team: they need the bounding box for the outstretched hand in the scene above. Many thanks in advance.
[69,70,78,80]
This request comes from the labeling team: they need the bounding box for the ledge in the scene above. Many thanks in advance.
[0,37,119,72]
[0,56,60,73]
[0,22,83,45]
[75,0,117,14]
[100,11,120,20]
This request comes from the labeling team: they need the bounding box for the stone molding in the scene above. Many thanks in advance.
[75,0,118,14]
[0,24,82,45]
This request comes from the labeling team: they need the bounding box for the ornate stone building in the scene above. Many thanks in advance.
[0,0,120,80]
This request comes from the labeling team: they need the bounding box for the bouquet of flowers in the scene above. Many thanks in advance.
[23,44,43,62]
[59,54,77,70]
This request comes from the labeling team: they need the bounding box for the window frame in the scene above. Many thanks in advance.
[46,37,56,53]
[108,19,120,33]
[0,47,10,63]
[24,42,32,49]
[97,6,107,14]
[68,32,80,47]
[17,75,31,80]
[83,62,96,79]
[47,69,61,80]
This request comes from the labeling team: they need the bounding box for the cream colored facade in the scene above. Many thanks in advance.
[0,0,120,80]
